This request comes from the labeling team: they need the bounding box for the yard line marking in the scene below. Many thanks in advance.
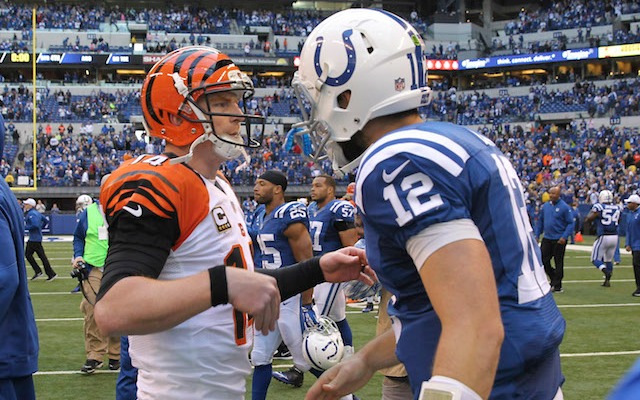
[562,279,635,283]
[27,276,74,281]
[36,364,295,376]
[36,370,119,375]
[347,302,640,313]
[564,265,631,269]
[36,318,83,322]
[558,303,640,308]
[561,350,640,357]
[30,292,79,295]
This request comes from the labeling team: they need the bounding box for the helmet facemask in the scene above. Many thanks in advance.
[291,77,364,177]
[293,9,433,176]
[170,72,265,165]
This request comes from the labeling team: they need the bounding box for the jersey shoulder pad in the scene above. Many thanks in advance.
[273,201,309,226]
[329,199,355,222]
[101,154,208,221]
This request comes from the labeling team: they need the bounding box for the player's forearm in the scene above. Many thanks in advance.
[422,239,503,399]
[354,329,400,371]
[94,273,211,336]
[431,314,502,399]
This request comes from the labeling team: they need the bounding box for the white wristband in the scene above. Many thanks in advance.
[417,376,482,400]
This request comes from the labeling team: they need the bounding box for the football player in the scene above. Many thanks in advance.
[308,174,359,356]
[585,189,621,287]
[93,46,374,400]
[251,170,314,397]
[295,10,565,400]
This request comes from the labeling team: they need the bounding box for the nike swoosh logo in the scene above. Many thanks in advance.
[122,204,143,217]
[382,160,411,184]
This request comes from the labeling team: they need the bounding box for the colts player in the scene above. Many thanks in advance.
[295,10,565,400]
[251,170,314,397]
[585,189,621,287]
[308,174,359,357]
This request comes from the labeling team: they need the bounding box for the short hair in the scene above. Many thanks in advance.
[316,174,336,190]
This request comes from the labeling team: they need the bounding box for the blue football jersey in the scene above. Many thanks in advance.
[590,203,621,236]
[246,204,265,268]
[308,199,355,256]
[355,121,565,398]
[256,201,309,269]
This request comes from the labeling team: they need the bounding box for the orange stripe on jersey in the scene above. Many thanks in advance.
[101,154,210,250]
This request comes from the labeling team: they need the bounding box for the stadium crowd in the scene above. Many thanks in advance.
[1,121,339,188]
[4,75,640,128]
[424,77,640,125]
[4,114,640,224]
[503,1,640,35]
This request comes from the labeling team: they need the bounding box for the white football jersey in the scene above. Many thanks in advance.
[101,156,255,400]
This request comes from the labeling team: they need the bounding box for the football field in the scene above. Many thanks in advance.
[28,238,639,399]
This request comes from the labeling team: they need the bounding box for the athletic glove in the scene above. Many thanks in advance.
[302,304,319,329]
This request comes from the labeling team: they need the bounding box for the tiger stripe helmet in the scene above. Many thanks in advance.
[141,46,263,152]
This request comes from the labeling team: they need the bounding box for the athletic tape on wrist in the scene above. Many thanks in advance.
[418,376,482,400]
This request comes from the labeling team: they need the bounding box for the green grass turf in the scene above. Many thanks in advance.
[27,238,640,399]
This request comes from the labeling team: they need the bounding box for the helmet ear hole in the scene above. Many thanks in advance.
[168,113,184,127]
[337,90,351,110]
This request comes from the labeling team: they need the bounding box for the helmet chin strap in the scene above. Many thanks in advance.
[169,134,207,165]
[333,154,363,179]
[326,140,363,179]
[169,132,248,165]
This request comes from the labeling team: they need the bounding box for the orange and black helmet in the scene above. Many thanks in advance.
[141,46,262,148]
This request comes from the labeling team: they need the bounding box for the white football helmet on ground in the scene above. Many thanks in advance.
[302,316,345,371]
[599,190,613,204]
[292,8,432,176]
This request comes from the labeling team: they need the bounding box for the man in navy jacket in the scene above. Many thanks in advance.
[536,186,574,292]
[0,113,39,399]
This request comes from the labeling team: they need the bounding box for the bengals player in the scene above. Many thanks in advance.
[93,46,373,400]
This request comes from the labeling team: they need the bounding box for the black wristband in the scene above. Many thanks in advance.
[256,256,324,301]
[208,265,228,306]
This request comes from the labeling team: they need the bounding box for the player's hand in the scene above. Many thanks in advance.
[72,256,84,268]
[319,247,377,286]
[226,268,281,335]
[557,238,567,245]
[305,354,374,400]
[301,303,319,329]
[626,245,632,252]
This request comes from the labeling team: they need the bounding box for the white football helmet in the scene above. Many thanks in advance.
[292,8,432,176]
[302,316,345,371]
[599,190,613,204]
[76,194,93,211]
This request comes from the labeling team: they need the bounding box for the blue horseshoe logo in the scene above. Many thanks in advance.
[322,341,339,358]
[314,29,356,87]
